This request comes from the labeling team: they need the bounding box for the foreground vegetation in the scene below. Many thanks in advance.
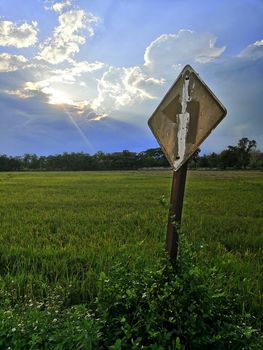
[0,171,262,348]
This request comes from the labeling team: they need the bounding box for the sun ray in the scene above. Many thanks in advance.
[63,107,95,153]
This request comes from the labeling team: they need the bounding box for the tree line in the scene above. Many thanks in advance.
[189,138,262,170]
[0,138,262,171]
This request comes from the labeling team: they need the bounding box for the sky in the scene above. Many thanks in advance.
[0,0,262,156]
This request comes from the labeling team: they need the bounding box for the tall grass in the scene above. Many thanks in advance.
[0,170,262,315]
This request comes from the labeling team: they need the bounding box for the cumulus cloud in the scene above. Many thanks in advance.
[45,0,72,13]
[5,76,103,123]
[93,66,165,112]
[36,9,100,64]
[3,28,224,116]
[144,30,225,76]
[93,30,225,113]
[25,60,105,88]
[0,53,28,72]
[2,62,105,123]
[0,0,262,157]
[1,17,263,153]
[0,20,38,48]
[2,88,31,99]
[47,60,105,84]
[63,101,106,121]
[4,59,106,113]
[239,39,263,59]
[67,60,105,74]
[0,28,227,117]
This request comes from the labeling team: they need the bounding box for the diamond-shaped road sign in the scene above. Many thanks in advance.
[148,65,227,171]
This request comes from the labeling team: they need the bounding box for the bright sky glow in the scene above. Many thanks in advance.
[0,0,262,155]
[45,87,73,105]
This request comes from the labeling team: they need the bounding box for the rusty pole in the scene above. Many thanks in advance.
[166,161,188,262]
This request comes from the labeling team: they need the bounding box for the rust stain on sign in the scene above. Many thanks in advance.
[148,65,227,171]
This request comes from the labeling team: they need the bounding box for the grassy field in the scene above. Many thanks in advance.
[0,170,262,346]
[0,171,169,305]
[0,170,262,314]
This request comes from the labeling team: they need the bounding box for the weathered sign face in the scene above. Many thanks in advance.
[148,65,227,171]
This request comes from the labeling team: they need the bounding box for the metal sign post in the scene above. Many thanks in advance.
[148,64,227,263]
[166,162,188,261]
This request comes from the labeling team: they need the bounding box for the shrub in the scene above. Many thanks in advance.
[94,236,261,349]
[0,236,261,349]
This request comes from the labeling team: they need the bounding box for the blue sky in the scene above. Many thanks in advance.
[0,0,262,155]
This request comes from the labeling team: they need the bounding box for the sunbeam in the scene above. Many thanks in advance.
[63,107,95,154]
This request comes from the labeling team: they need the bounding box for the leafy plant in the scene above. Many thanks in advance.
[94,237,261,349]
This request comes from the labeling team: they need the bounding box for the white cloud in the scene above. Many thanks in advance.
[9,59,105,101]
[49,60,105,83]
[93,30,225,113]
[0,6,262,154]
[0,53,28,72]
[1,27,227,123]
[68,60,105,74]
[36,10,100,64]
[5,59,106,120]
[45,0,72,13]
[239,39,263,59]
[144,30,225,76]
[93,66,165,112]
[2,88,32,99]
[0,20,38,48]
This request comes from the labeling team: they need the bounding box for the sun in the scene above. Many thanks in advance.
[43,87,73,105]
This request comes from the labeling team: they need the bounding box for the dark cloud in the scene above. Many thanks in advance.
[195,57,263,152]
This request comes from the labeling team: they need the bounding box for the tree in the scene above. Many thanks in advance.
[236,137,257,169]
[249,149,263,169]
[0,140,260,171]
[188,148,201,169]
[138,148,169,168]
[219,149,239,169]
[218,138,257,169]
[198,155,210,168]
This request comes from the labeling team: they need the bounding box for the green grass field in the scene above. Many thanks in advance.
[0,171,263,307]
[0,170,262,316]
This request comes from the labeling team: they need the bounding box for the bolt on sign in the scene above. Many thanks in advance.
[148,65,227,171]
[148,65,227,262]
